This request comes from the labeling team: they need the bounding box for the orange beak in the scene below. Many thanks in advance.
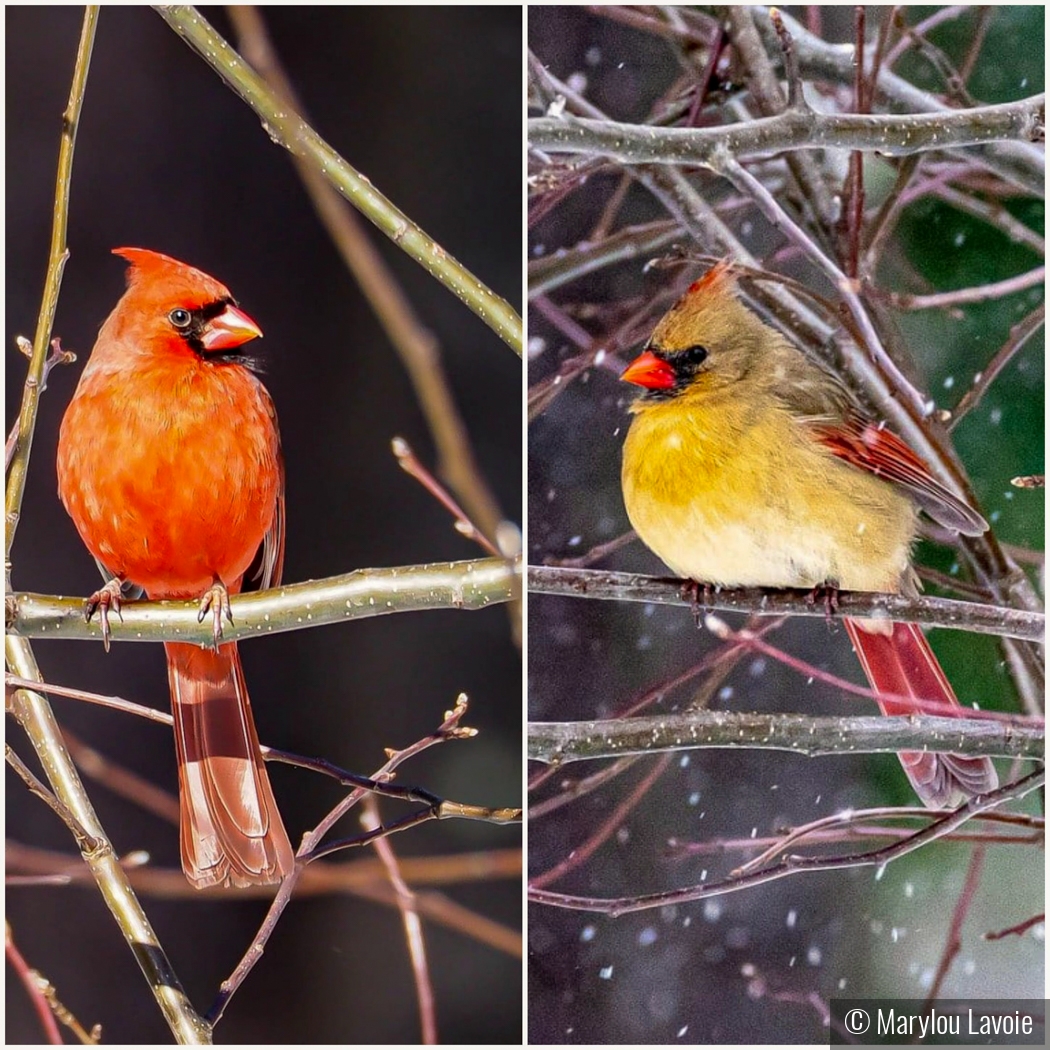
[200,304,263,351]
[620,349,676,390]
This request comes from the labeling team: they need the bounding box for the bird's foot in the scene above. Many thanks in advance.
[682,579,714,629]
[806,581,840,627]
[198,580,233,650]
[84,578,125,653]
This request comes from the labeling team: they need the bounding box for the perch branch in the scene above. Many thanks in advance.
[8,556,519,646]
[527,566,1044,643]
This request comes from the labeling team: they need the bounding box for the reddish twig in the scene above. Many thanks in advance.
[925,843,987,1003]
[529,754,673,889]
[5,925,64,1045]
[528,770,1044,915]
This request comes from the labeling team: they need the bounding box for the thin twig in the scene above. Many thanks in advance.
[4,6,93,562]
[884,264,1045,310]
[728,807,1035,876]
[530,755,672,888]
[207,696,486,1024]
[925,844,986,1004]
[392,438,501,557]
[5,338,76,472]
[984,913,1045,941]
[948,303,1045,429]
[528,770,1044,915]
[361,797,437,1044]
[6,745,100,851]
[5,924,64,1045]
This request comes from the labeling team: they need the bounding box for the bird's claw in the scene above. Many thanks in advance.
[682,579,714,629]
[806,581,840,626]
[85,578,125,653]
[197,581,233,650]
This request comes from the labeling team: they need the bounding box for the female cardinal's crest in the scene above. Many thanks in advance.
[686,259,738,299]
[651,259,745,351]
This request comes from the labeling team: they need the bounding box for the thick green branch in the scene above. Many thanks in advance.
[529,711,1044,765]
[154,5,521,354]
[8,557,518,645]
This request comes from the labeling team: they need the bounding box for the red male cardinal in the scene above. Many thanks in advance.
[57,248,294,887]
[620,262,998,808]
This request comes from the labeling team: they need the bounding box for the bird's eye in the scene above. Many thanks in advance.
[678,344,708,367]
[169,308,192,329]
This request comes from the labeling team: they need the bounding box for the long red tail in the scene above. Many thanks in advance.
[166,641,294,888]
[844,619,998,808]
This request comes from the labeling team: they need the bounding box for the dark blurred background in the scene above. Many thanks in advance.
[528,6,1043,1044]
[7,6,521,1043]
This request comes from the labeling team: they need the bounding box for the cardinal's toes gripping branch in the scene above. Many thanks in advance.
[198,579,234,650]
[84,577,126,652]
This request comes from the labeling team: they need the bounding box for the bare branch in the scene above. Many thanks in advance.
[528,95,1044,166]
[527,566,1045,643]
[529,710,1043,765]
[528,770,1045,915]
[8,556,519,646]
[154,5,521,353]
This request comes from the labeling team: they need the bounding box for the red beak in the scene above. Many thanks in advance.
[620,350,676,390]
[200,304,263,351]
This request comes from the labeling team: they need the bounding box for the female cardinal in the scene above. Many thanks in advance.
[57,248,294,888]
[620,261,998,808]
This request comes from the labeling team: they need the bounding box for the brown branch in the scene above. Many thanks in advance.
[362,797,437,1044]
[207,695,491,1024]
[948,303,1045,429]
[529,770,1044,915]
[530,755,672,888]
[529,710,1042,766]
[528,94,1045,166]
[527,566,1045,643]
